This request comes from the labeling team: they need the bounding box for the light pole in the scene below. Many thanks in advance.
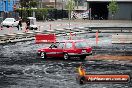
[67,0,75,28]
[62,0,63,19]
[19,1,22,19]
[40,0,42,8]
[54,0,57,9]
[32,8,37,18]
[68,1,71,28]
[54,0,57,20]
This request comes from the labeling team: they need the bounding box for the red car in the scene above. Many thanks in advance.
[37,40,92,60]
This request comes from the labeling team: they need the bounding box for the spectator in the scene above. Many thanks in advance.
[18,17,22,30]
[72,14,76,20]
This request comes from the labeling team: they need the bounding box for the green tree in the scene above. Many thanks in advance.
[20,0,38,8]
[66,0,75,20]
[107,0,119,19]
[29,0,38,8]
[66,0,75,28]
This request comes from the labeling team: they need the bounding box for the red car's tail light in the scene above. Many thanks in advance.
[38,49,41,52]
[86,47,92,52]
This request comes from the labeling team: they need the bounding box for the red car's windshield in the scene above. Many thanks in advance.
[75,42,88,48]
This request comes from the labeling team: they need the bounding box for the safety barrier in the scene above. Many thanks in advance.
[0,28,84,44]
[84,26,132,33]
[1,26,132,44]
[0,35,7,43]
[112,34,132,44]
[0,32,35,44]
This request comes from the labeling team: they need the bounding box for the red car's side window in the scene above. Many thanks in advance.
[65,42,73,49]
[75,42,88,48]
[58,43,65,49]
[50,43,59,48]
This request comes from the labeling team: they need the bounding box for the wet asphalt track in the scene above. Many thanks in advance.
[0,33,132,88]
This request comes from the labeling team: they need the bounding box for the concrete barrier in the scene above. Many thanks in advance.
[0,32,35,44]
[0,35,7,43]
[0,30,56,44]
[34,31,43,34]
[112,34,132,44]
[5,34,17,43]
[25,32,35,40]
[2,28,130,44]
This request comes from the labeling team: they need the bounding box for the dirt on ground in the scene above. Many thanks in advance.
[87,55,132,60]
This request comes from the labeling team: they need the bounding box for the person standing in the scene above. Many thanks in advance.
[18,17,22,30]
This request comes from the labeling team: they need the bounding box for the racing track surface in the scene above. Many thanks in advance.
[0,33,132,88]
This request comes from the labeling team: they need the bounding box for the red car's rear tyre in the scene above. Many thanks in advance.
[80,56,86,61]
[41,52,47,59]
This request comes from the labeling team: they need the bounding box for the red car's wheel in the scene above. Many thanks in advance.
[80,56,86,61]
[41,52,47,59]
[64,53,69,60]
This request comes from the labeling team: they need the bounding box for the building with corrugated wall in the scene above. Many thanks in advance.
[0,0,19,19]
[86,0,132,20]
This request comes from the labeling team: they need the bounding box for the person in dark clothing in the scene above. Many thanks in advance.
[72,14,76,20]
[18,17,22,30]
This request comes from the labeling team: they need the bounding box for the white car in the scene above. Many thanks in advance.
[1,18,19,28]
